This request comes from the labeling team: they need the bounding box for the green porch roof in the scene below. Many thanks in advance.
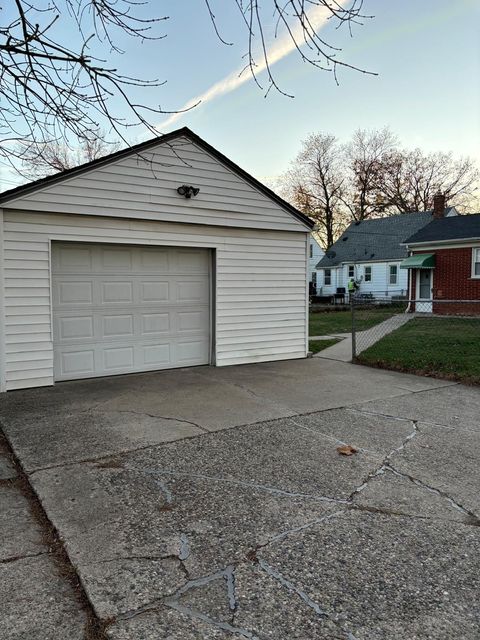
[400,253,435,269]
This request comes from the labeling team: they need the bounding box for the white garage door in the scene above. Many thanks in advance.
[52,243,211,381]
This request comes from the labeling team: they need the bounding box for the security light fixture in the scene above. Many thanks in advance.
[177,185,200,199]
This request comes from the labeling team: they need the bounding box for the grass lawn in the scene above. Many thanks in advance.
[309,338,340,354]
[358,317,480,384]
[309,304,405,336]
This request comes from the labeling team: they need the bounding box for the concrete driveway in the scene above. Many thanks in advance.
[1,358,479,639]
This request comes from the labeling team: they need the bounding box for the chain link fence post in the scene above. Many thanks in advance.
[351,294,356,361]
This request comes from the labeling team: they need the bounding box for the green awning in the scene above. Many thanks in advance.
[400,253,435,269]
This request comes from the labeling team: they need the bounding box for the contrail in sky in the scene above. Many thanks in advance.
[158,3,343,131]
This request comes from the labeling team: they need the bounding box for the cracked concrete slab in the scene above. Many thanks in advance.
[2,359,479,639]
[0,359,453,473]
[107,604,237,639]
[0,554,87,639]
[129,417,386,501]
[1,409,204,472]
[386,421,480,518]
[258,509,480,640]
[0,481,47,561]
[233,562,348,639]
[29,457,338,619]
[352,468,471,523]
[289,408,415,458]
[355,384,480,431]
[83,556,186,619]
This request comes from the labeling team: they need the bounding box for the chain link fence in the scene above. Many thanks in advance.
[350,295,480,384]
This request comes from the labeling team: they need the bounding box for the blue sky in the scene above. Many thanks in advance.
[1,0,479,188]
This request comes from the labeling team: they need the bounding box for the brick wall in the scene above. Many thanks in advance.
[411,246,480,315]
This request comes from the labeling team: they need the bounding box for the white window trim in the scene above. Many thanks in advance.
[472,248,480,278]
[324,268,332,286]
[389,263,398,285]
[364,265,372,282]
[347,264,355,278]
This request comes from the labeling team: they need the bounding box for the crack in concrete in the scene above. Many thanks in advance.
[386,465,480,525]
[220,379,294,417]
[343,416,480,526]
[225,565,237,612]
[0,549,53,564]
[348,406,478,435]
[111,409,209,433]
[349,420,419,500]
[126,465,343,504]
[168,601,260,639]
[259,510,346,548]
[258,559,358,640]
[164,565,258,639]
[288,417,379,456]
[179,533,190,561]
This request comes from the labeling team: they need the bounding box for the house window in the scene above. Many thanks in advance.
[348,265,355,278]
[312,272,317,286]
[389,264,398,285]
[473,248,480,277]
[324,269,331,286]
[309,244,313,258]
[364,266,372,282]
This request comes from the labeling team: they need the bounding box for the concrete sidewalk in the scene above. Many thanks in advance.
[1,358,479,640]
[314,313,413,362]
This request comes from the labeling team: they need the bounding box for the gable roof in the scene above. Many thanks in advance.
[316,211,434,268]
[0,127,313,229]
[404,213,480,245]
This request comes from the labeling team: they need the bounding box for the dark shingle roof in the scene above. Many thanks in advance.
[316,211,434,268]
[404,213,480,244]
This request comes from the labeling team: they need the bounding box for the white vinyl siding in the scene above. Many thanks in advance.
[4,138,305,233]
[2,210,308,390]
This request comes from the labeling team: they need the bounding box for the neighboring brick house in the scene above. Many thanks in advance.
[402,194,480,315]
[315,207,457,300]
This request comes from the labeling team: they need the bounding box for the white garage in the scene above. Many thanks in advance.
[0,128,312,391]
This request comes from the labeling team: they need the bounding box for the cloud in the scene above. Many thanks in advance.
[157,3,340,131]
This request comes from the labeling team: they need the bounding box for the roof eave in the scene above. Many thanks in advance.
[405,236,480,247]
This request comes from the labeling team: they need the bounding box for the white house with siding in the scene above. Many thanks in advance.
[316,210,457,299]
[0,127,313,391]
[309,235,324,288]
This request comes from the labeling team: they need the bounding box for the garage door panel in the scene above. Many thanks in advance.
[142,343,171,366]
[101,281,134,304]
[139,248,169,270]
[58,349,95,377]
[102,314,134,338]
[101,246,134,270]
[142,312,170,334]
[177,339,210,363]
[54,246,94,271]
[52,243,210,381]
[58,316,95,340]
[56,281,94,305]
[140,281,170,303]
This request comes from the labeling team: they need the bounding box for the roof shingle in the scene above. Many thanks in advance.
[316,211,435,268]
[404,213,480,244]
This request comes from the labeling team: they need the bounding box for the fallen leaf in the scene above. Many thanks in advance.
[336,444,358,456]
